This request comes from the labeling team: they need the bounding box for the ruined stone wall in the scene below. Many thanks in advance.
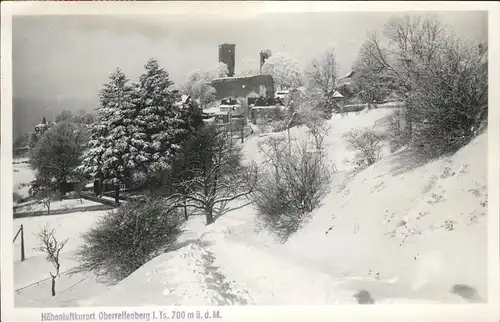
[210,74,275,100]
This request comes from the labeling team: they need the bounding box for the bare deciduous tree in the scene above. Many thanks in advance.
[306,47,338,97]
[34,226,68,296]
[257,136,289,181]
[182,70,217,109]
[31,121,89,198]
[29,176,56,215]
[354,15,444,139]
[353,14,487,155]
[306,47,339,114]
[173,126,258,225]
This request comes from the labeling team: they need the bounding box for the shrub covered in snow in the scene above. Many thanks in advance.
[385,109,410,152]
[72,198,183,283]
[270,120,289,133]
[342,128,385,170]
[299,106,331,150]
[251,137,333,242]
[353,15,488,158]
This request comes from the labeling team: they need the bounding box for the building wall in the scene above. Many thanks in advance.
[334,97,345,110]
[210,74,275,100]
[218,44,236,77]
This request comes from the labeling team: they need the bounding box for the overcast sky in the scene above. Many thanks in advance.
[11,11,487,135]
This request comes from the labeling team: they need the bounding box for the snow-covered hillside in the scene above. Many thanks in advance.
[82,108,487,306]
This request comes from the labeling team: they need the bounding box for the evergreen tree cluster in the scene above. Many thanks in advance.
[79,58,204,198]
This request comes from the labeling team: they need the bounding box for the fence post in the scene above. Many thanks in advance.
[241,124,244,143]
[21,224,25,262]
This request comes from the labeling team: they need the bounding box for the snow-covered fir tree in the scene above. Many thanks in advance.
[135,58,186,174]
[80,68,147,201]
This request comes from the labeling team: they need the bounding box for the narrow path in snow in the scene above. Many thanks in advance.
[193,213,458,305]
[198,229,358,305]
[193,239,250,305]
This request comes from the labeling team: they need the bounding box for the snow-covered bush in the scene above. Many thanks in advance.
[406,39,487,157]
[298,106,330,150]
[256,119,271,133]
[251,137,332,242]
[72,198,183,283]
[353,15,488,158]
[342,128,385,169]
[270,120,288,133]
[385,109,410,152]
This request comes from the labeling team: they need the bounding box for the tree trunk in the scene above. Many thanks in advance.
[115,185,120,204]
[287,128,292,155]
[51,276,56,297]
[183,199,188,221]
[59,182,67,199]
[205,205,214,226]
[46,202,51,216]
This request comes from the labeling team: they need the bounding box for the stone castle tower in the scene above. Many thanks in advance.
[218,44,235,77]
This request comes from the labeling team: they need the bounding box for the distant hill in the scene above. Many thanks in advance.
[13,96,97,139]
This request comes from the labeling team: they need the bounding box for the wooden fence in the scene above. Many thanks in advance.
[13,224,25,262]
[13,204,114,219]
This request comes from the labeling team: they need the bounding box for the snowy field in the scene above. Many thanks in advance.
[13,210,108,307]
[15,198,103,213]
[14,108,488,307]
[13,158,35,200]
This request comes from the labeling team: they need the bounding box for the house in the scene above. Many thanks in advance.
[332,91,345,111]
[203,98,247,126]
[246,91,260,107]
[250,105,286,123]
[275,89,289,101]
[337,70,358,99]
[249,96,286,123]
[216,97,245,124]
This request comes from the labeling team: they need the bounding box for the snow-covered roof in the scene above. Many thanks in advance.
[246,91,260,98]
[210,74,273,83]
[203,107,219,114]
[250,105,286,110]
[219,104,241,109]
[332,91,344,98]
[340,70,356,80]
